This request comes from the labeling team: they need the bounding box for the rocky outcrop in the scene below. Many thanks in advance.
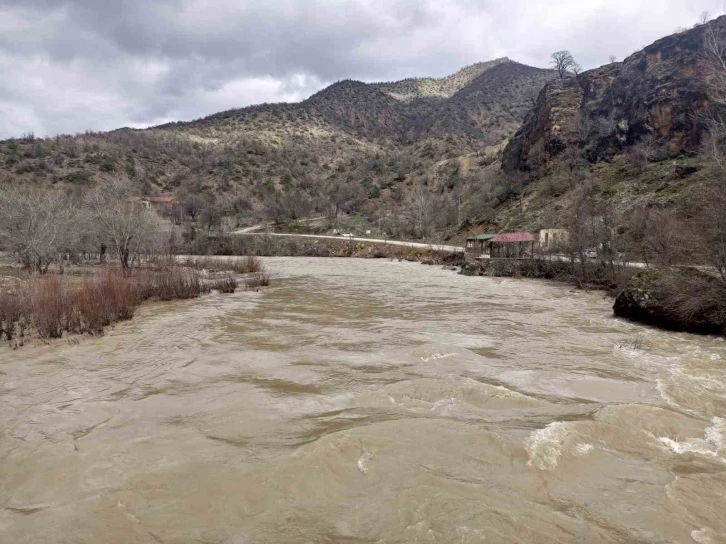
[503,16,726,172]
[614,268,726,335]
[501,77,584,171]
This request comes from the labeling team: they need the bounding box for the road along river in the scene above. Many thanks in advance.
[1,258,725,543]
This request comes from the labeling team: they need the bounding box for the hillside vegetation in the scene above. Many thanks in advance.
[0,59,555,239]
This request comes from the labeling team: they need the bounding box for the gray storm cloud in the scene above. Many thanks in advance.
[0,0,721,138]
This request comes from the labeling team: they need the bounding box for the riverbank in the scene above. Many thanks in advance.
[459,257,633,294]
[460,258,726,336]
[0,262,257,347]
[184,233,466,265]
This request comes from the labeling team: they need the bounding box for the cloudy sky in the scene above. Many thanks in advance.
[0,0,722,138]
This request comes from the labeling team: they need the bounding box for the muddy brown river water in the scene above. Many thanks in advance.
[1,258,725,543]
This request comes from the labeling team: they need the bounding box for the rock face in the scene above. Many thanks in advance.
[502,16,726,172]
[501,77,584,171]
[614,269,726,335]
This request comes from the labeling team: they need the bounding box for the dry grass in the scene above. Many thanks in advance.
[138,268,207,301]
[209,276,238,293]
[0,265,243,343]
[185,255,267,292]
[185,255,262,274]
[0,289,24,341]
[245,271,271,290]
[28,276,68,338]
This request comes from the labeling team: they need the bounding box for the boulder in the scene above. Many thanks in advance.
[614,268,726,335]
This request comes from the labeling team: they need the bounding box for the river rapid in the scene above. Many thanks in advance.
[1,258,725,543]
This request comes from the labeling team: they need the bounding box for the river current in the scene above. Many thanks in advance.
[1,258,725,543]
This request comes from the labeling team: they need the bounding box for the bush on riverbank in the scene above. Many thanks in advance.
[614,268,726,335]
[0,267,240,343]
[214,276,238,293]
[245,271,271,290]
[460,258,634,292]
[184,255,262,274]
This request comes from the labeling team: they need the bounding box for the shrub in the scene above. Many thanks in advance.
[241,255,262,273]
[63,170,93,184]
[28,276,67,339]
[140,268,205,301]
[245,271,271,289]
[0,265,240,345]
[0,290,24,340]
[68,270,138,334]
[185,255,262,274]
[68,278,107,334]
[210,276,237,293]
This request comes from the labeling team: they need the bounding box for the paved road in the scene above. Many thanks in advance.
[231,232,465,253]
[233,217,332,234]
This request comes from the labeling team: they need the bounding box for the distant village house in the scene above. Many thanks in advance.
[466,231,536,259]
[465,234,496,257]
[489,232,535,259]
[539,228,569,250]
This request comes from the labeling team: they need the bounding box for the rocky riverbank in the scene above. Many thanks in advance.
[614,268,726,335]
[459,258,628,292]
[461,259,726,336]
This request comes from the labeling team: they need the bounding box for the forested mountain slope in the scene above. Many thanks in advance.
[0,58,556,236]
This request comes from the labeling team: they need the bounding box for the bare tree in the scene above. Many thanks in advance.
[181,193,205,222]
[627,134,657,174]
[551,51,579,79]
[86,178,162,273]
[609,55,617,64]
[199,200,225,234]
[702,21,726,107]
[564,182,627,281]
[324,178,355,227]
[642,209,689,267]
[697,22,726,280]
[0,187,79,273]
[405,185,435,239]
[688,177,726,281]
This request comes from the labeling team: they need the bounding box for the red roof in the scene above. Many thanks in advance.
[490,232,535,243]
[149,196,176,204]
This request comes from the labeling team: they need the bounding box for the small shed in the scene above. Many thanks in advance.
[465,234,497,256]
[489,232,536,259]
[539,228,569,250]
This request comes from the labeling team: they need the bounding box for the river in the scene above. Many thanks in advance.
[1,258,725,543]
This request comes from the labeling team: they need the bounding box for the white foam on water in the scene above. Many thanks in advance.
[656,379,681,410]
[420,352,457,362]
[692,527,717,543]
[357,450,373,474]
[705,417,725,451]
[574,443,594,456]
[429,397,457,415]
[658,417,725,461]
[525,422,574,470]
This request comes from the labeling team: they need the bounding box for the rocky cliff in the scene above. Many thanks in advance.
[502,16,726,172]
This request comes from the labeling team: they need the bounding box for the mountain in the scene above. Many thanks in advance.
[458,16,726,237]
[0,58,556,234]
[371,58,510,101]
[502,18,721,173]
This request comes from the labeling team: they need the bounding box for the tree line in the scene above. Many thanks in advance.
[0,178,165,274]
